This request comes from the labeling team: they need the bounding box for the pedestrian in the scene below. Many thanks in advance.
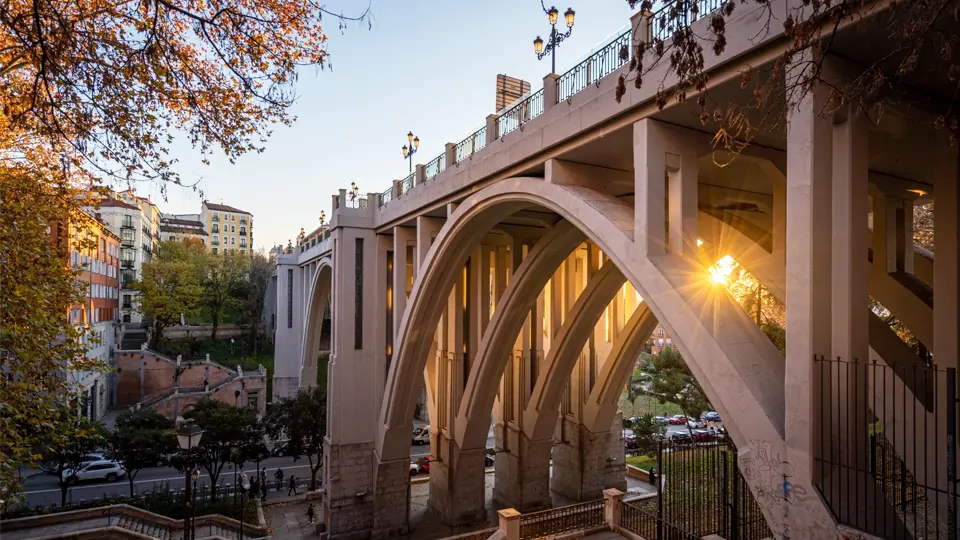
[250,477,260,498]
[260,470,268,501]
[307,503,315,523]
[275,468,284,492]
[288,474,298,496]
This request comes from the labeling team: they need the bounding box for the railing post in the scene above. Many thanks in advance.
[414,164,426,186]
[392,179,401,199]
[495,508,519,540]
[543,73,560,112]
[486,114,498,145]
[603,488,624,530]
[630,9,653,53]
[445,142,456,168]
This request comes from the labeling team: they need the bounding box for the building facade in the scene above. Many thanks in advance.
[90,190,160,324]
[202,201,253,256]
[60,211,121,421]
[159,214,207,244]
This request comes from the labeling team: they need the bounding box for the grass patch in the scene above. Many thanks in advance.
[626,454,657,470]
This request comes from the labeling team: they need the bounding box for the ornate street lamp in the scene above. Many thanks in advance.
[319,210,327,226]
[190,468,200,540]
[401,131,420,174]
[533,4,576,74]
[175,417,204,540]
[347,182,362,208]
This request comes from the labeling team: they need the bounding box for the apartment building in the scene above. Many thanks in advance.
[202,201,253,255]
[90,190,161,324]
[54,211,122,421]
[648,323,674,355]
[159,214,207,243]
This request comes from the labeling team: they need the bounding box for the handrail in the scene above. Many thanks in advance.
[651,0,724,41]
[497,88,544,138]
[379,186,393,207]
[556,29,631,102]
[425,153,445,180]
[455,127,486,163]
[400,172,415,195]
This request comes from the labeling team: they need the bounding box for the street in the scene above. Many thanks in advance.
[17,438,497,509]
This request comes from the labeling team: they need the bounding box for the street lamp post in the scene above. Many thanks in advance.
[401,132,420,174]
[191,468,200,540]
[239,472,251,540]
[175,417,204,540]
[532,4,576,74]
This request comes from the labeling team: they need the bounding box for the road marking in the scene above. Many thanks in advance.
[23,464,315,496]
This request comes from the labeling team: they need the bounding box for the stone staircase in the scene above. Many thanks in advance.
[115,513,176,540]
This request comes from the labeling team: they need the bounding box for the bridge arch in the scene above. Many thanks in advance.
[301,257,333,390]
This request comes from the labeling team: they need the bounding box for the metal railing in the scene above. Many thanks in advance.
[441,528,498,540]
[813,356,958,540]
[651,0,725,41]
[344,196,367,209]
[557,29,632,102]
[498,89,544,138]
[425,153,445,180]
[518,499,604,539]
[455,127,487,163]
[400,173,415,195]
[379,186,393,207]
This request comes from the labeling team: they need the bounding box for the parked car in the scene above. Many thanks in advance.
[409,462,420,477]
[669,432,693,444]
[244,443,270,462]
[412,426,430,446]
[686,420,703,429]
[415,457,432,474]
[485,454,495,467]
[702,411,721,422]
[62,460,126,484]
[668,415,688,425]
[42,453,106,475]
[691,429,714,442]
[652,416,669,425]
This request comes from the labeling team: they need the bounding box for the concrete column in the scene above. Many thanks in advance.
[783,51,836,533]
[493,429,552,512]
[543,73,560,111]
[829,109,870,524]
[551,417,626,501]
[416,216,443,267]
[630,9,652,52]
[667,147,698,255]
[392,226,414,342]
[414,164,426,186]
[445,142,457,168]
[634,119,667,257]
[603,488,625,530]
[428,440,487,525]
[498,509,521,540]
[773,175,787,266]
[486,114,499,145]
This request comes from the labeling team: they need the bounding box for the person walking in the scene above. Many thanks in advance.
[274,468,284,492]
[260,470,268,501]
[307,503,316,523]
[288,474,298,496]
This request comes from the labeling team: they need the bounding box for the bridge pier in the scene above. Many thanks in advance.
[493,425,553,512]
[551,416,626,502]
[428,434,487,525]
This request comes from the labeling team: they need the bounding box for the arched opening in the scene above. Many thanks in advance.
[302,262,332,390]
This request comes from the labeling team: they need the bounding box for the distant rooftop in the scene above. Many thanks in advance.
[204,201,251,215]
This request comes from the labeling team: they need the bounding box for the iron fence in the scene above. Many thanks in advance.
[400,173,415,195]
[498,89,544,138]
[425,153,445,180]
[651,0,725,41]
[455,127,486,163]
[518,499,604,539]
[379,186,393,207]
[620,499,699,540]
[813,356,958,540]
[557,30,632,102]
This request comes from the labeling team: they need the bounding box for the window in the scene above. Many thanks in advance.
[100,238,106,253]
[246,391,259,409]
[231,225,235,233]
[231,237,235,245]
[355,238,363,349]
[212,225,219,233]
[212,247,218,254]
[122,294,132,309]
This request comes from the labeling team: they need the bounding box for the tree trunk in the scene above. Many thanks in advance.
[211,310,219,341]
[60,482,69,506]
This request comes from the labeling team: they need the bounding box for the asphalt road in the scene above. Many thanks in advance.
[18,437,496,508]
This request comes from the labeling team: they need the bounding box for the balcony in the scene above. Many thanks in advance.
[121,260,135,269]
[239,228,247,236]
[240,217,247,225]
[212,226,220,233]
[121,220,134,230]
[212,215,219,222]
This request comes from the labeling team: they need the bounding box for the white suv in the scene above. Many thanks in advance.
[62,460,126,484]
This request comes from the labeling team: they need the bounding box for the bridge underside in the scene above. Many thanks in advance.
[275,6,959,539]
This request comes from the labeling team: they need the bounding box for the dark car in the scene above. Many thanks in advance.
[702,411,721,422]
[691,429,714,442]
[485,454,495,467]
[245,443,270,461]
[271,442,300,457]
[670,432,694,444]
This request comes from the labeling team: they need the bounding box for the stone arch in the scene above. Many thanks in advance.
[521,261,626,442]
[582,302,659,433]
[301,258,333,390]
[380,178,786,467]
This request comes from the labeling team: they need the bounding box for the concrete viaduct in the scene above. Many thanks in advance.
[269,1,959,538]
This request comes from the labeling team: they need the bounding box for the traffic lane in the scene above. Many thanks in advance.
[21,457,317,507]
[409,436,495,458]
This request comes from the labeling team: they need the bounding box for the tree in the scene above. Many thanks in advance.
[183,399,261,501]
[0,0,370,499]
[242,252,273,355]
[133,247,204,346]
[631,414,667,456]
[42,414,107,506]
[106,410,176,497]
[621,1,959,147]
[202,252,249,340]
[0,169,99,500]
[263,386,327,490]
[649,347,712,436]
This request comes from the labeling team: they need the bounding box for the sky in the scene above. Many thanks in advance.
[146,0,640,250]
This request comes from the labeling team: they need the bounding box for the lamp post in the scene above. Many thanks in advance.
[239,472,250,540]
[191,468,200,540]
[175,417,204,540]
[401,132,420,173]
[347,182,362,208]
[532,3,576,74]
[319,210,327,226]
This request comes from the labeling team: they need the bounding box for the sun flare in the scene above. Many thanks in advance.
[708,255,736,285]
